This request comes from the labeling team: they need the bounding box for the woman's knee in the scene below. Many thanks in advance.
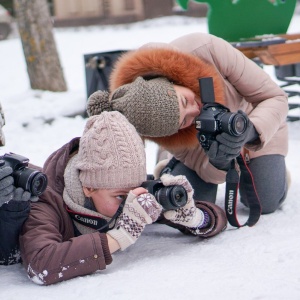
[240,154,288,214]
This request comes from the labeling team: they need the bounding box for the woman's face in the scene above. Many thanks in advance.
[84,187,131,218]
[174,85,201,129]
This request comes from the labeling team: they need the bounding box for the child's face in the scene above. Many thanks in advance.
[83,186,148,218]
[90,188,132,218]
[174,85,201,130]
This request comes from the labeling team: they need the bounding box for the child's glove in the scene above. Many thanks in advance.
[160,174,207,228]
[107,191,162,251]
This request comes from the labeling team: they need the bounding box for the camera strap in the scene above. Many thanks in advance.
[225,154,261,227]
[65,199,125,233]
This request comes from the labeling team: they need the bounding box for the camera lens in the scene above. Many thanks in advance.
[220,112,248,136]
[156,185,187,211]
[231,114,248,135]
[30,172,48,196]
[169,185,188,207]
[15,168,48,196]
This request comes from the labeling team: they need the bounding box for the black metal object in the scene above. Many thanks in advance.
[84,50,127,99]
[232,38,300,123]
[275,64,300,122]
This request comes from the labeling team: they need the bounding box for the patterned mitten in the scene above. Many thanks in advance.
[160,174,210,228]
[107,191,162,250]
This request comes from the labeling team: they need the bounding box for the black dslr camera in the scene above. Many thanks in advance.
[195,77,248,150]
[0,152,48,196]
[141,176,187,211]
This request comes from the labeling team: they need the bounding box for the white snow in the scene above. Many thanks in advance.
[0,9,299,300]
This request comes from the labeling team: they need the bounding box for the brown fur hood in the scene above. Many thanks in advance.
[109,47,225,151]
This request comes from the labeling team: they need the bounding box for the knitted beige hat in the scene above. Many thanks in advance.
[87,76,180,137]
[76,111,146,189]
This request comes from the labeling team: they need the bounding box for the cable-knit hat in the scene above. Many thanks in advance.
[76,111,146,189]
[87,76,180,137]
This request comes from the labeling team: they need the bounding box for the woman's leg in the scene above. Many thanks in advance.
[167,159,218,203]
[156,147,218,202]
[239,154,288,214]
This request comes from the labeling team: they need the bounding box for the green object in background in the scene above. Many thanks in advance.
[176,0,297,41]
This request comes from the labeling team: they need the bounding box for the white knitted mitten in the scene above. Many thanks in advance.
[160,174,207,228]
[107,191,162,250]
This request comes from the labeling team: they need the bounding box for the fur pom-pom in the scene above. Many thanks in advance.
[86,90,112,116]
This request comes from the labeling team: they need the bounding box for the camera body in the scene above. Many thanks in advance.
[195,77,248,150]
[141,178,187,211]
[0,152,48,196]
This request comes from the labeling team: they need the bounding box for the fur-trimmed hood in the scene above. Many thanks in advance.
[109,46,226,151]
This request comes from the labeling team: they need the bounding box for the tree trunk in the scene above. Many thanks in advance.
[13,0,67,92]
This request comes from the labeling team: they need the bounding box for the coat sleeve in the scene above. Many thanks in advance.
[157,201,227,238]
[19,197,112,285]
[0,201,30,265]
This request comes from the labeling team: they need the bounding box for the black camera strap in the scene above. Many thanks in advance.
[225,154,261,227]
[65,199,125,233]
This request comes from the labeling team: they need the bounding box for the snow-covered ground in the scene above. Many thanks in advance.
[0,8,299,300]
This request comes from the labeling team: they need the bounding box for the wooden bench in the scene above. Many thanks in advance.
[233,33,300,121]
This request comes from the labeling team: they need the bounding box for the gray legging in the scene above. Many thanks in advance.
[167,154,287,214]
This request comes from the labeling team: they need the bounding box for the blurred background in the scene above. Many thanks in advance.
[0,0,209,40]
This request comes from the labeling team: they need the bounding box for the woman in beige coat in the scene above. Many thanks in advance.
[87,32,289,215]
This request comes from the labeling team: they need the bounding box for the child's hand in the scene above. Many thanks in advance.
[160,173,204,228]
[107,190,162,251]
[130,187,148,196]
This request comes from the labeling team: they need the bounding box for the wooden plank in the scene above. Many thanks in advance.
[237,48,265,59]
[278,33,300,40]
[274,53,300,65]
[234,33,300,65]
[254,50,300,66]
[254,50,279,65]
[268,42,300,55]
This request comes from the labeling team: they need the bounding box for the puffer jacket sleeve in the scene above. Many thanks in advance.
[19,189,112,286]
[157,201,227,238]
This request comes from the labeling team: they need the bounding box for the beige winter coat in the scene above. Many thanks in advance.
[109,32,289,184]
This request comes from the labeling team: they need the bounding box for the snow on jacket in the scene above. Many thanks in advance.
[109,32,289,184]
[19,138,112,285]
